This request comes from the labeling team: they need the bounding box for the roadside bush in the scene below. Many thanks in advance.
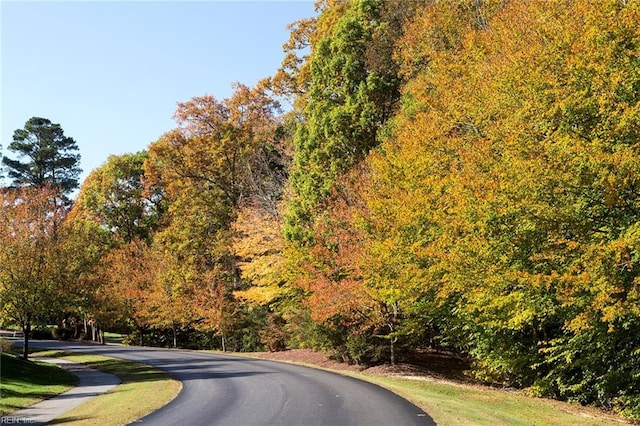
[54,327,74,340]
[618,395,640,422]
[122,330,151,346]
[324,322,386,367]
[30,327,54,340]
[0,337,14,353]
[259,315,287,352]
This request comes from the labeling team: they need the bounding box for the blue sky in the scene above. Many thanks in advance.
[1,1,314,188]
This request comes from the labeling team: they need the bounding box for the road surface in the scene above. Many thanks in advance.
[24,340,434,426]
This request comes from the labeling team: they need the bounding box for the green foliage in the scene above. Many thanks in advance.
[278,0,423,372]
[2,117,81,197]
[539,319,640,415]
[30,326,57,340]
[0,337,14,353]
[73,151,162,244]
[284,0,406,245]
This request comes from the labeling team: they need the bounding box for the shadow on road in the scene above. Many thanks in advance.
[48,415,92,424]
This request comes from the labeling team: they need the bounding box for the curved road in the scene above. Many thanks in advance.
[26,341,434,426]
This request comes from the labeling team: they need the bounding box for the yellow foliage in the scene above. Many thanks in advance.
[232,205,287,305]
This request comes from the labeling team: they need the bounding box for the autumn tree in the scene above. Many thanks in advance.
[0,187,68,359]
[148,83,283,234]
[136,246,197,348]
[89,240,155,344]
[232,206,288,307]
[278,0,421,360]
[358,0,640,417]
[60,151,166,342]
[145,82,287,347]
[147,82,284,277]
[272,15,316,102]
[57,214,112,339]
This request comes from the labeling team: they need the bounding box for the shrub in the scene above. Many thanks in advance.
[260,315,288,352]
[53,327,74,340]
[0,337,14,353]
[617,395,640,421]
[30,327,54,340]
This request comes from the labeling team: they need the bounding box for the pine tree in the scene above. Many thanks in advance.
[3,117,81,196]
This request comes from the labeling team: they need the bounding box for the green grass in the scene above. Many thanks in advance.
[102,332,126,345]
[40,351,181,426]
[0,352,77,415]
[348,373,625,425]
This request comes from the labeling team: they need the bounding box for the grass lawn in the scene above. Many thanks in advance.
[0,352,77,415]
[102,332,126,345]
[348,373,624,425]
[38,351,181,426]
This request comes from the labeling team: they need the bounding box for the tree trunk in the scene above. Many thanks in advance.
[22,320,31,360]
[73,318,81,339]
[172,323,177,348]
[389,302,398,366]
[221,334,226,352]
[390,336,396,366]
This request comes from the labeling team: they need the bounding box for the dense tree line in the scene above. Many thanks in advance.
[2,0,639,419]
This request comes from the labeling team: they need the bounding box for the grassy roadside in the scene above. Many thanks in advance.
[352,373,624,426]
[36,351,181,426]
[0,352,77,415]
[239,353,626,426]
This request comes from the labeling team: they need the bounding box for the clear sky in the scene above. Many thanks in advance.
[1,0,314,188]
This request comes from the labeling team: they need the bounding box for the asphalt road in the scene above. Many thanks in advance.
[24,340,435,426]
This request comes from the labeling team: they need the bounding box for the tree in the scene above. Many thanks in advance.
[134,245,196,348]
[283,0,415,245]
[232,205,287,307]
[358,0,640,416]
[72,151,163,244]
[0,187,67,359]
[142,83,286,346]
[278,0,421,361]
[148,82,283,217]
[3,117,81,197]
[66,152,166,340]
[56,213,112,340]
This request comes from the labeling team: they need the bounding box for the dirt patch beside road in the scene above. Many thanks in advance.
[248,348,471,383]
